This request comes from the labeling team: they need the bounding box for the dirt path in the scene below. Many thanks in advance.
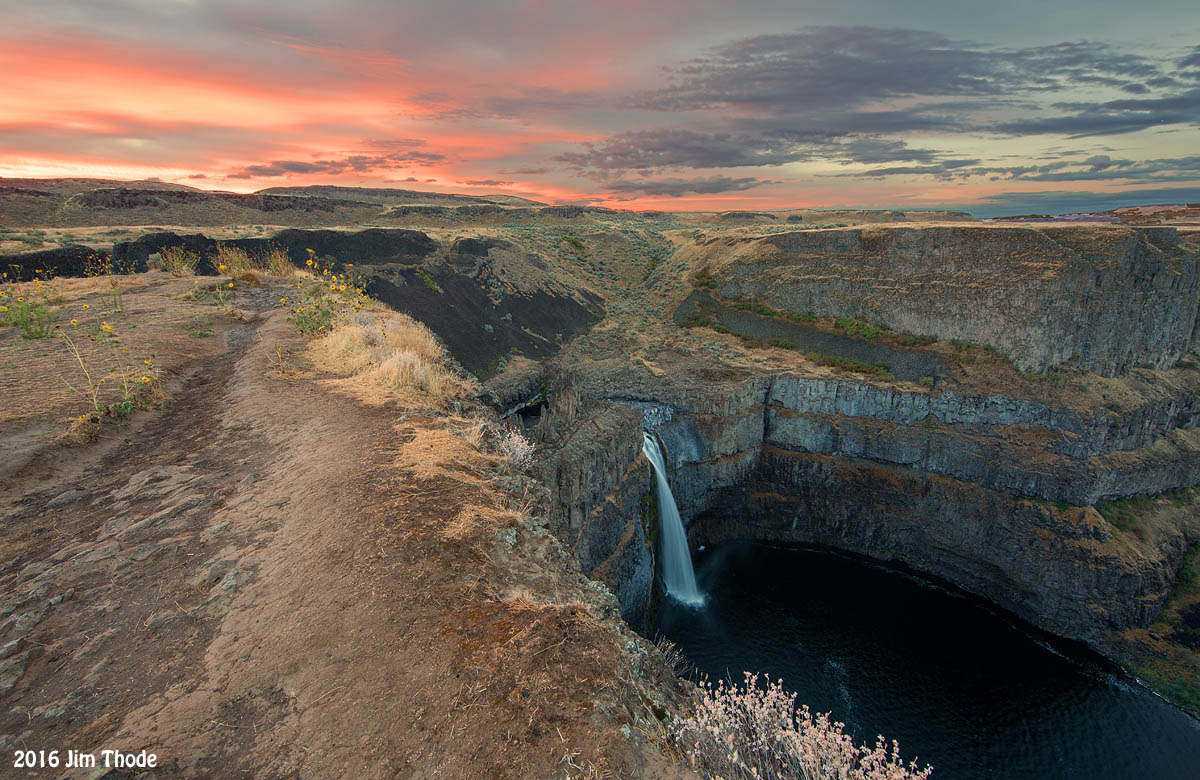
[1,288,689,779]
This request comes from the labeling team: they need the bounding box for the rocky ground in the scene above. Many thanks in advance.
[0,274,693,779]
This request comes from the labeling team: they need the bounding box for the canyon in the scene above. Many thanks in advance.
[3,183,1199,745]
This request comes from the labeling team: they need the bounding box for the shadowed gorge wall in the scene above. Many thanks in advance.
[689,226,1200,376]
[595,367,1200,649]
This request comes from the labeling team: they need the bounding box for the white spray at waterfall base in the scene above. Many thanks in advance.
[642,432,706,607]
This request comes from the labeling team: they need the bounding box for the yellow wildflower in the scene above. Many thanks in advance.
[217,263,227,272]
[338,284,346,292]
[143,360,152,366]
[141,376,151,383]
[227,282,234,288]
[306,258,314,267]
[70,318,79,325]
[16,296,24,302]
[101,322,113,332]
[83,304,90,309]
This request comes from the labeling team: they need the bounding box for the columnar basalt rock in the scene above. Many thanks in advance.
[577,362,1200,648]
[536,404,654,627]
[687,225,1200,376]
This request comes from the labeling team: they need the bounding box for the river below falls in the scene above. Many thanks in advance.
[653,541,1200,780]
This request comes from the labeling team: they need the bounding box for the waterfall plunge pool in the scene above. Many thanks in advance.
[654,541,1200,780]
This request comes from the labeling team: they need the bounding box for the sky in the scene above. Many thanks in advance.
[1,0,1198,216]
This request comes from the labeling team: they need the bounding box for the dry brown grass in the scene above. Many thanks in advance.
[57,413,102,445]
[160,246,201,276]
[444,501,521,543]
[392,426,501,485]
[262,246,296,277]
[213,243,254,273]
[309,312,476,407]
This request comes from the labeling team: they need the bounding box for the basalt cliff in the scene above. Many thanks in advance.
[6,213,1200,708]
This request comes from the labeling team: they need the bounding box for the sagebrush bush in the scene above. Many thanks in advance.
[674,673,932,780]
[496,426,534,471]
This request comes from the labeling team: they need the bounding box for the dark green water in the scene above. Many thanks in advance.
[654,541,1200,780]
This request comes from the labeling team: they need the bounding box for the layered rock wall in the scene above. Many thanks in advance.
[695,226,1200,376]
[606,365,1200,646]
[537,404,654,627]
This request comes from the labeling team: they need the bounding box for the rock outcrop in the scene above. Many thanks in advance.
[573,357,1200,649]
[687,225,1200,376]
[536,404,653,628]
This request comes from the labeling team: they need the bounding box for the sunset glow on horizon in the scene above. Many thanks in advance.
[2,0,1198,216]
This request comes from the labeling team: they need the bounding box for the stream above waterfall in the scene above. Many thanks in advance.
[654,541,1200,780]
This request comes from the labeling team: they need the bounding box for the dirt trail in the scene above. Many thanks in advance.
[1,286,690,779]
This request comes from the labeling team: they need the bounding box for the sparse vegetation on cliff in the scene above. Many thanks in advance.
[1132,540,1200,715]
[415,267,443,293]
[836,317,884,340]
[309,311,476,406]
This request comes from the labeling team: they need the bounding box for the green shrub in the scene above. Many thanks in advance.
[1097,495,1156,538]
[783,311,817,325]
[7,296,57,338]
[769,337,794,350]
[835,318,882,340]
[919,375,935,387]
[414,269,443,293]
[803,351,893,380]
[562,234,587,255]
[901,333,938,347]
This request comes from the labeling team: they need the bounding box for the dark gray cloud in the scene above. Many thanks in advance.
[631,28,1166,112]
[228,150,444,178]
[836,159,981,179]
[995,88,1200,136]
[554,128,832,172]
[841,154,1200,182]
[561,27,1200,178]
[835,138,940,164]
[556,125,968,174]
[499,167,551,176]
[604,175,769,197]
[460,179,512,186]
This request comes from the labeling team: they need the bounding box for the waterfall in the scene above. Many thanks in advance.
[642,432,705,607]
